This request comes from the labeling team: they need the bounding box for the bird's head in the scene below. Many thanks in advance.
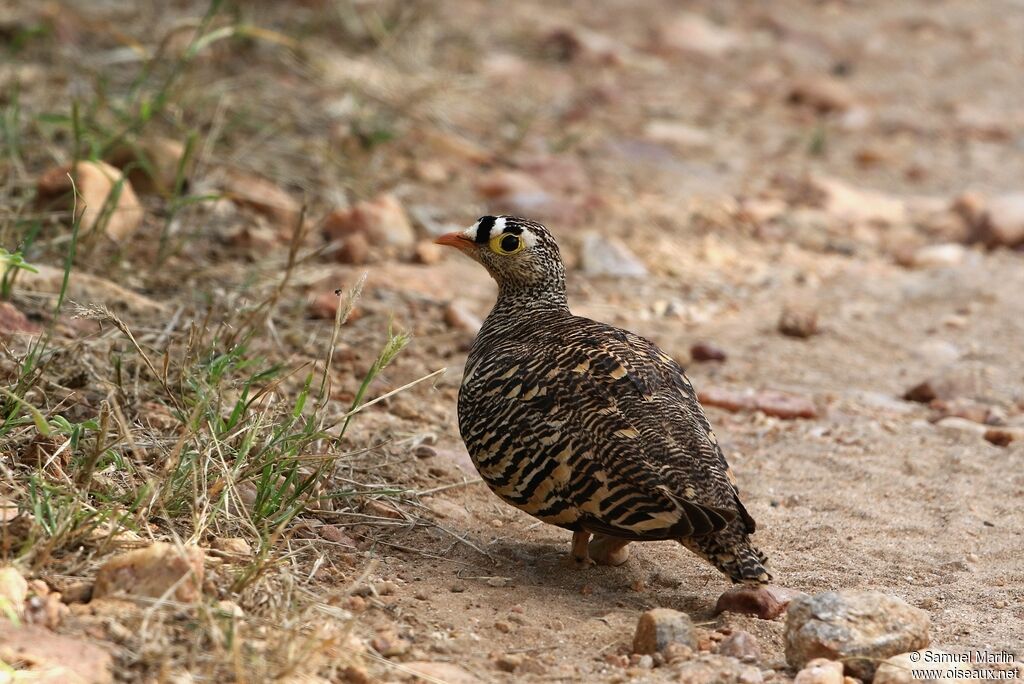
[435,216,566,298]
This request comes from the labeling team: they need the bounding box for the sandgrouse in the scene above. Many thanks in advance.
[437,216,777,616]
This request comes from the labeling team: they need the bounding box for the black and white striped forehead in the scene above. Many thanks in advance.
[466,215,544,247]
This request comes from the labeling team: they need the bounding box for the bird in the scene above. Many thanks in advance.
[436,215,776,615]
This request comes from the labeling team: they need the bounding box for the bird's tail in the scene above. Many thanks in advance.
[679,526,772,584]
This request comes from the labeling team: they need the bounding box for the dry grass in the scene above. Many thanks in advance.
[0,1,444,679]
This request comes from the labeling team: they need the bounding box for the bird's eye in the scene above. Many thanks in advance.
[490,232,524,255]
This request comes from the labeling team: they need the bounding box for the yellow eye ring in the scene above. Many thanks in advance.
[489,232,525,255]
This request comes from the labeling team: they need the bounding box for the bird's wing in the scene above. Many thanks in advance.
[460,321,753,541]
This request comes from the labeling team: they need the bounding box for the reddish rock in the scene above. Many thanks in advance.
[632,608,697,654]
[967,193,1024,248]
[92,542,204,603]
[107,136,190,195]
[337,233,371,265]
[0,302,41,335]
[717,630,760,662]
[36,161,145,240]
[787,76,856,114]
[655,12,740,58]
[983,427,1018,447]
[222,170,300,229]
[778,306,819,338]
[322,194,415,253]
[716,585,805,620]
[690,341,727,362]
[699,386,755,413]
[756,390,819,419]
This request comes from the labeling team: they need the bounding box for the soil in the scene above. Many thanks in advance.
[2,0,1023,681]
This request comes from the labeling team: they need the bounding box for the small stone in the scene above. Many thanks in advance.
[718,630,760,662]
[967,193,1024,248]
[413,444,437,458]
[673,653,763,683]
[580,232,648,277]
[211,537,252,557]
[806,176,907,226]
[0,302,40,336]
[216,599,244,619]
[644,120,713,151]
[221,169,300,229]
[785,590,930,681]
[92,542,204,603]
[322,194,416,253]
[107,136,190,195]
[656,12,740,58]
[905,243,966,269]
[754,391,819,420]
[934,417,988,439]
[984,427,1018,447]
[903,370,977,403]
[542,26,625,65]
[371,632,410,657]
[632,607,697,654]
[485,577,509,588]
[793,658,844,684]
[336,233,371,265]
[413,240,443,264]
[0,566,28,619]
[319,525,357,546]
[449,583,466,593]
[444,300,482,333]
[717,585,805,620]
[778,306,819,338]
[36,161,145,240]
[691,341,728,362]
[494,653,522,672]
[787,77,855,114]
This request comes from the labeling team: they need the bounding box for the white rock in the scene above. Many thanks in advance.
[909,243,966,269]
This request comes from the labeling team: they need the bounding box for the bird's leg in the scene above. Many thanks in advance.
[589,534,631,566]
[570,530,594,566]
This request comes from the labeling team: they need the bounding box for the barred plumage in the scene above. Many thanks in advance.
[437,216,772,588]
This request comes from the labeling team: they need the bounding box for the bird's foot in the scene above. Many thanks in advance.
[588,534,631,566]
[570,531,595,567]
[715,584,806,620]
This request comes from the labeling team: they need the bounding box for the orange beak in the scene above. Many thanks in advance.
[435,232,476,252]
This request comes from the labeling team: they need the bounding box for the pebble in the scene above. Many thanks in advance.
[691,341,728,362]
[673,653,763,683]
[785,590,930,681]
[778,306,819,338]
[36,160,145,240]
[755,391,819,419]
[905,243,966,269]
[787,76,856,113]
[107,136,189,195]
[644,120,713,151]
[413,240,443,265]
[0,302,40,336]
[322,194,416,253]
[221,169,301,230]
[793,658,844,684]
[93,542,204,603]
[336,233,371,265]
[716,585,805,620]
[211,537,252,557]
[717,630,760,662]
[444,300,483,333]
[656,12,740,58]
[983,427,1019,447]
[632,607,697,654]
[966,192,1024,248]
[579,232,648,277]
[370,631,409,657]
[903,370,978,403]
